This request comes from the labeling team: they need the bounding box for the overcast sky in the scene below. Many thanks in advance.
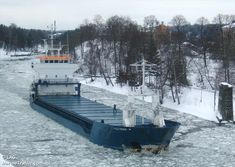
[0,0,234,30]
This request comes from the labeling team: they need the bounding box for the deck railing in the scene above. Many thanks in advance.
[34,78,79,86]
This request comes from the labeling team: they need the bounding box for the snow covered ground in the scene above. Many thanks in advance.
[0,49,33,60]
[79,77,235,122]
[0,49,8,59]
[163,87,218,121]
[79,77,130,95]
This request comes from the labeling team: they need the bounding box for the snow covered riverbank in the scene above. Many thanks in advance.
[0,49,33,60]
[80,77,235,122]
[0,49,8,59]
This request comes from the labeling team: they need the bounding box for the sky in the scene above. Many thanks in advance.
[0,0,234,30]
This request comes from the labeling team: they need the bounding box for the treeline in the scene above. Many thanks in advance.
[0,23,47,50]
[62,15,234,75]
[60,14,235,103]
[1,14,234,102]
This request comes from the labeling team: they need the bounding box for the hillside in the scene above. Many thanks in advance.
[75,41,235,122]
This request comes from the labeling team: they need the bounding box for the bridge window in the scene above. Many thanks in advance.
[48,50,51,55]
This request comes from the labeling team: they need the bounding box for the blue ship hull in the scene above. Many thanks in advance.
[30,95,180,152]
[30,82,180,152]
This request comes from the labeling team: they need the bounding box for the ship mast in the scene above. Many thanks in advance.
[49,21,56,56]
[142,57,145,87]
[123,57,165,127]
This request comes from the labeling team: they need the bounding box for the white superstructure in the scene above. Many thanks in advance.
[31,22,79,96]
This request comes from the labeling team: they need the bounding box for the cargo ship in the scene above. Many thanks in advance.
[30,23,180,153]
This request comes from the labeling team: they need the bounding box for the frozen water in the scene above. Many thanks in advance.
[0,58,235,167]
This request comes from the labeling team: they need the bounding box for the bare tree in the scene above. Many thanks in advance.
[171,15,188,84]
[143,15,159,62]
[93,15,114,86]
[196,17,209,67]
[170,15,189,104]
[213,14,235,83]
[106,16,127,76]
[154,22,171,102]
[144,15,159,32]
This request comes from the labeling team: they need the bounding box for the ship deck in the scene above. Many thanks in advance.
[39,95,152,126]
